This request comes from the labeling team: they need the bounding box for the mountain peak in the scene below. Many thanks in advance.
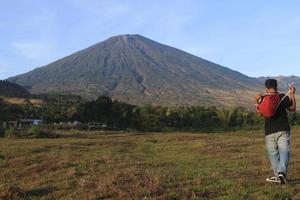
[107,34,143,42]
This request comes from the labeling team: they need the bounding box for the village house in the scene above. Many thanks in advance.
[2,119,42,130]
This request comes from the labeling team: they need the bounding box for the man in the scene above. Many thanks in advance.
[256,79,296,184]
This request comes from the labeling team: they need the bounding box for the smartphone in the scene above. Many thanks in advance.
[288,82,295,88]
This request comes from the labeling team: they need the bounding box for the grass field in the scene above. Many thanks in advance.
[1,128,300,200]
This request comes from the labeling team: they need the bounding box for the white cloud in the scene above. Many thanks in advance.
[11,42,53,59]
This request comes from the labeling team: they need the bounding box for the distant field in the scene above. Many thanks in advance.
[1,96,43,105]
[1,128,300,200]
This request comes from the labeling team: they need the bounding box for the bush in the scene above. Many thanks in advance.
[27,125,56,138]
[5,128,16,138]
[0,127,4,137]
[27,126,44,137]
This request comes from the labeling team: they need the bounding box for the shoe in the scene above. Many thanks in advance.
[278,172,288,184]
[266,176,280,183]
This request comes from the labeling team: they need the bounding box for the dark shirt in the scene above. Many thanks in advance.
[265,93,293,135]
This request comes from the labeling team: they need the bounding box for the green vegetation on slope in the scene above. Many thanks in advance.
[0,94,83,122]
[0,80,30,98]
[1,129,300,199]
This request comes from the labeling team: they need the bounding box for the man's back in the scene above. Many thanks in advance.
[264,93,292,135]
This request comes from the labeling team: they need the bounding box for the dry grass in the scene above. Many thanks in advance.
[1,128,300,199]
[1,97,43,106]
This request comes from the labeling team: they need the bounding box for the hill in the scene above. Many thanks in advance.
[8,34,264,108]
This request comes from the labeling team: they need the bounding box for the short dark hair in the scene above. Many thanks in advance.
[265,79,277,90]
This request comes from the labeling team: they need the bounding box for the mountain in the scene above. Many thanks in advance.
[0,80,30,98]
[8,34,264,108]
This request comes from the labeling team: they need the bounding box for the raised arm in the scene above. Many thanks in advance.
[255,93,263,115]
[288,86,296,112]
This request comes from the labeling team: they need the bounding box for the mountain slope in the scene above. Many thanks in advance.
[8,34,263,108]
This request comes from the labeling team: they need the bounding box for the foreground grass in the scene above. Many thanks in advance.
[0,128,300,199]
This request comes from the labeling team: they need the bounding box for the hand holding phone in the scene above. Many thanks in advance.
[288,82,296,94]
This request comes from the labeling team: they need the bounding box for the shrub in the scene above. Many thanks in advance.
[0,127,4,137]
[27,126,44,137]
[27,125,57,138]
[5,128,16,138]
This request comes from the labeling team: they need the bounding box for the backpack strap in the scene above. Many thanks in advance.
[258,92,278,104]
[260,92,280,98]
[275,92,291,110]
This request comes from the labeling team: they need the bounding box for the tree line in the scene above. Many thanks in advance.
[0,80,30,98]
[1,95,300,132]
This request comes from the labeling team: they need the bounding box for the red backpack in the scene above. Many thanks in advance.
[257,93,281,118]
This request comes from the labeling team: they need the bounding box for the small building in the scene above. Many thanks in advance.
[87,122,107,130]
[18,119,43,128]
[53,121,83,129]
[2,121,17,129]
[2,119,42,129]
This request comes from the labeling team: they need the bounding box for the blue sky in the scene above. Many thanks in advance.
[1,0,300,79]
